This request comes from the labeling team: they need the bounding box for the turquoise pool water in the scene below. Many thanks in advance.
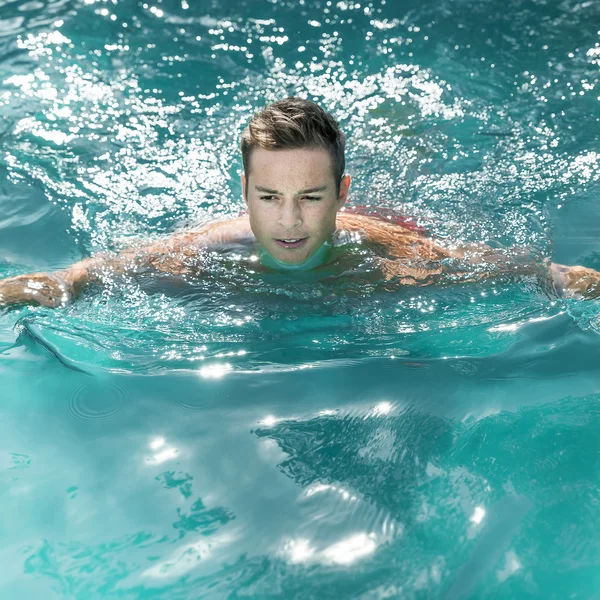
[2,0,600,597]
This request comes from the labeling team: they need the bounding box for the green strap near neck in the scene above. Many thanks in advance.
[258,242,332,272]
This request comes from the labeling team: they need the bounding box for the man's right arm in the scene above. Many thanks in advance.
[0,216,252,308]
[0,244,190,308]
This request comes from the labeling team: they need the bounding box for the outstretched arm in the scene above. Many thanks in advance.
[0,216,252,308]
[549,263,600,299]
[419,242,600,299]
[339,213,600,298]
[438,244,600,298]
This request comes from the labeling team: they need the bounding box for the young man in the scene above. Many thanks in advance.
[0,97,598,307]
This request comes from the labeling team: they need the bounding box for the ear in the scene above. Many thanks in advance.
[241,173,248,205]
[337,175,351,209]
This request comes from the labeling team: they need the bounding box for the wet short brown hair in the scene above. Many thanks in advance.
[241,97,346,192]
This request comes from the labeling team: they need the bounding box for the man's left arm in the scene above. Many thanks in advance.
[435,243,600,299]
[360,218,600,299]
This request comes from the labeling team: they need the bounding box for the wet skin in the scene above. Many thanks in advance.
[1,147,600,307]
[241,147,349,265]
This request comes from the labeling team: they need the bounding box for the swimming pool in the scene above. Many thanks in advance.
[2,0,600,597]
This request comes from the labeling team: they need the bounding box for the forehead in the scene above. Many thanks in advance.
[247,147,334,185]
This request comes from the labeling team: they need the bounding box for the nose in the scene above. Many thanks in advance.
[277,199,303,230]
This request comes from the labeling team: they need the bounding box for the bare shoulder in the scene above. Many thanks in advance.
[150,215,254,253]
[336,212,449,260]
[188,215,253,245]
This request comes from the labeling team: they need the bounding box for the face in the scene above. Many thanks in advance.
[242,147,350,264]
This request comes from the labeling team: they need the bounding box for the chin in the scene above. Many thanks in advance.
[277,246,314,263]
[275,251,309,264]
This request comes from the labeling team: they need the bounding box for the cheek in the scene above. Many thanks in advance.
[248,201,274,231]
[307,203,337,228]
[248,199,264,218]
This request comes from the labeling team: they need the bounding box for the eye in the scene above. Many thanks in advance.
[303,196,322,202]
[260,195,276,202]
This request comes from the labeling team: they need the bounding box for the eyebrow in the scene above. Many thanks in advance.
[255,185,328,194]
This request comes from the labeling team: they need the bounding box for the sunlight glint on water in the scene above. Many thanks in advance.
[1,0,600,597]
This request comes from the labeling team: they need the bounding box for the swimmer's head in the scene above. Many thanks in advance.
[241,97,346,193]
[240,97,350,264]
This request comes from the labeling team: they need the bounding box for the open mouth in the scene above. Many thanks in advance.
[274,237,308,249]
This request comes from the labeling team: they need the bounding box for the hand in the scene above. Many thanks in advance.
[0,272,74,307]
[551,263,600,299]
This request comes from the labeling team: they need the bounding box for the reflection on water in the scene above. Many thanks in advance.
[2,357,600,597]
[254,403,455,522]
[145,436,179,465]
[282,531,379,566]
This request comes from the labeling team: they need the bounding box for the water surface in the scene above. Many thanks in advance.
[1,0,600,597]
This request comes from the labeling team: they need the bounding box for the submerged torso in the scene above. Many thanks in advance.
[147,211,446,284]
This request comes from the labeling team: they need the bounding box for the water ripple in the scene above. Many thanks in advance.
[66,379,132,422]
